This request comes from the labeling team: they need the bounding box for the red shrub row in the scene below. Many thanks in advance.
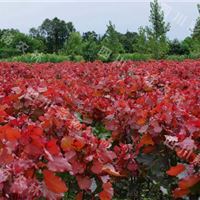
[0,60,199,199]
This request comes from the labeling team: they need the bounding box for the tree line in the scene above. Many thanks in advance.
[0,0,200,61]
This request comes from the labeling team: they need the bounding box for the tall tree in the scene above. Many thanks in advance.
[82,34,99,61]
[64,32,83,56]
[133,27,149,54]
[101,21,124,55]
[148,0,170,40]
[146,0,170,58]
[193,4,200,39]
[36,18,75,53]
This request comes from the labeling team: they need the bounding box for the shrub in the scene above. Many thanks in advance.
[0,48,21,58]
[0,61,199,199]
[1,53,84,63]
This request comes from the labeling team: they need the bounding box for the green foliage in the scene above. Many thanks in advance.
[64,32,83,56]
[92,122,112,139]
[0,29,45,56]
[168,39,190,55]
[144,0,170,59]
[67,55,84,62]
[82,35,99,61]
[1,53,75,63]
[37,18,76,53]
[166,53,200,61]
[118,31,138,53]
[182,37,200,53]
[133,28,149,54]
[82,31,99,41]
[0,48,21,59]
[149,0,170,39]
[147,34,169,59]
[165,55,187,61]
[112,53,152,61]
[0,7,200,62]
[101,21,124,54]
[193,4,200,39]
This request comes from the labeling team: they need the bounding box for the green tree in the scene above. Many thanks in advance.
[133,27,149,54]
[168,39,189,55]
[82,34,99,61]
[101,21,124,55]
[118,31,138,53]
[64,32,83,56]
[193,4,200,39]
[146,0,170,59]
[82,31,98,42]
[0,29,45,58]
[36,18,75,53]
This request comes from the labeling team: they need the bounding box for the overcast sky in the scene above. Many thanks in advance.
[0,0,199,40]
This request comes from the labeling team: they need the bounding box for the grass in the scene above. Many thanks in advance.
[0,53,84,63]
[0,52,200,63]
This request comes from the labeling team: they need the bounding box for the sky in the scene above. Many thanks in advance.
[0,0,199,40]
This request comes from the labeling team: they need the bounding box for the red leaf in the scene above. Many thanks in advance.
[91,160,103,174]
[30,126,43,136]
[43,170,68,193]
[47,156,71,172]
[0,148,14,164]
[46,139,60,155]
[76,192,83,200]
[178,175,200,189]
[73,137,85,151]
[99,182,113,200]
[2,125,21,141]
[142,145,155,154]
[0,109,8,122]
[76,175,92,190]
[173,188,189,199]
[166,164,185,176]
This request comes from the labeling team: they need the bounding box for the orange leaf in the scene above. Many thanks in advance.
[136,118,146,126]
[61,136,74,151]
[178,175,200,189]
[43,170,68,193]
[140,133,154,146]
[166,164,185,176]
[102,164,123,177]
[173,188,189,199]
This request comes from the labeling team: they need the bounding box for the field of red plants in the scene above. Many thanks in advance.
[0,60,199,200]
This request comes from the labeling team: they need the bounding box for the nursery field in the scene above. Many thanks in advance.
[0,60,199,199]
